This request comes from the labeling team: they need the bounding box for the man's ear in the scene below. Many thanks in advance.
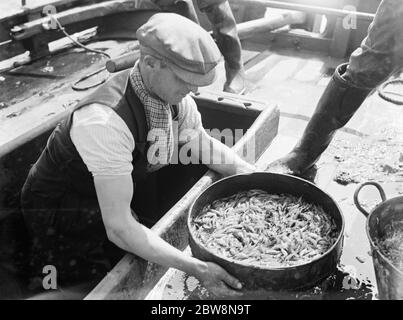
[143,55,158,69]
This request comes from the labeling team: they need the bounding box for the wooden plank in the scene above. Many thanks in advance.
[244,49,330,93]
[0,24,27,61]
[246,29,332,55]
[0,0,99,22]
[244,51,281,92]
[242,49,263,66]
[10,0,156,41]
[230,0,375,22]
[293,59,326,82]
[1,2,152,60]
[237,12,307,40]
[260,58,302,82]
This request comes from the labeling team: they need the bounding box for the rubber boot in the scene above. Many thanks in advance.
[267,63,372,176]
[199,1,246,94]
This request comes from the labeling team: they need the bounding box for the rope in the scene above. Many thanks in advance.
[378,78,403,105]
[46,14,111,91]
[71,67,108,91]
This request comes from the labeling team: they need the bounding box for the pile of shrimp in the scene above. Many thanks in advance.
[191,189,339,267]
[375,221,403,272]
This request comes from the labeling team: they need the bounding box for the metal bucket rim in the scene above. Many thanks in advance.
[187,172,345,271]
[365,196,403,277]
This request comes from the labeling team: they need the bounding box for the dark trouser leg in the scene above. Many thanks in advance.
[267,63,372,176]
[173,0,200,23]
[198,0,245,94]
[152,0,200,23]
[21,184,123,291]
[267,0,403,176]
[346,0,403,89]
[154,0,246,93]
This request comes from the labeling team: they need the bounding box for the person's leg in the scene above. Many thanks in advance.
[268,63,372,177]
[267,0,403,177]
[151,0,245,93]
[150,0,200,23]
[21,182,119,292]
[345,0,403,89]
[197,0,246,94]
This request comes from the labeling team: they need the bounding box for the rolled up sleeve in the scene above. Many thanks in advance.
[70,104,135,177]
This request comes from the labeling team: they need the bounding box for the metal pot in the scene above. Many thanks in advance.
[188,172,345,290]
[354,182,403,300]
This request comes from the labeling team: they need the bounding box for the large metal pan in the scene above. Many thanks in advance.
[188,172,344,291]
[354,182,403,300]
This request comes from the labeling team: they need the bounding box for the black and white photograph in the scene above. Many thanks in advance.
[0,0,402,308]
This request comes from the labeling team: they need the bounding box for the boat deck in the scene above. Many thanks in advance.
[142,41,403,300]
[1,31,403,299]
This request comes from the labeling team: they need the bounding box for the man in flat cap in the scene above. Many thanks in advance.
[21,13,254,297]
[147,0,246,94]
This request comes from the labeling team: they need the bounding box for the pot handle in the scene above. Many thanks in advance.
[353,182,387,217]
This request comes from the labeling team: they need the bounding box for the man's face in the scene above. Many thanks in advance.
[148,58,198,105]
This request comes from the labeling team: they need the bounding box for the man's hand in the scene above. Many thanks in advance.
[195,261,243,298]
[265,158,294,175]
[265,152,318,182]
[94,175,244,293]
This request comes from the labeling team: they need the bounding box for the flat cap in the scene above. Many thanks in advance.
[136,13,222,86]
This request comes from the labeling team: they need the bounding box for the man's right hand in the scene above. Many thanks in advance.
[195,261,244,298]
[265,157,295,175]
[265,151,319,182]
